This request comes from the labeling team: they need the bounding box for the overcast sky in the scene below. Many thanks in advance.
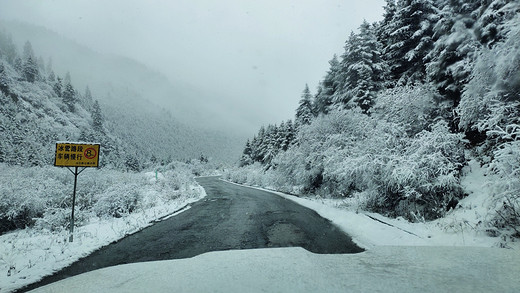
[0,0,384,134]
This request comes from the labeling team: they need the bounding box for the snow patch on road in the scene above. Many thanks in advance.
[31,246,520,293]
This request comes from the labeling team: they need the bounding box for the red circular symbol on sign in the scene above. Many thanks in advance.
[84,147,97,159]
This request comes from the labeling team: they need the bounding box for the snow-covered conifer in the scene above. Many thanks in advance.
[337,21,386,113]
[315,55,340,115]
[62,73,76,112]
[295,84,314,127]
[53,76,62,97]
[383,0,438,84]
[23,55,39,83]
[92,100,104,133]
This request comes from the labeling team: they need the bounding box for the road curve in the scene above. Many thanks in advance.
[21,176,362,292]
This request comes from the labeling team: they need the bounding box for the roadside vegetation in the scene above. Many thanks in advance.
[227,0,520,244]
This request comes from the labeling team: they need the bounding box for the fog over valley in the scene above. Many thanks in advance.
[0,0,385,139]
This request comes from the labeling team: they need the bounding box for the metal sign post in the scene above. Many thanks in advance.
[54,142,100,242]
[67,166,86,242]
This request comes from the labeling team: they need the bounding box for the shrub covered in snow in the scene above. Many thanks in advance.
[227,106,466,221]
[457,15,520,240]
[0,162,202,235]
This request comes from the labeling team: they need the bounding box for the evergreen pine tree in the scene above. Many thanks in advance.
[53,77,62,97]
[315,55,340,115]
[47,70,56,83]
[425,0,480,109]
[22,42,39,82]
[262,125,277,166]
[91,100,104,132]
[23,55,39,82]
[62,77,76,112]
[0,64,9,95]
[295,84,314,127]
[14,57,23,73]
[0,33,18,65]
[37,56,45,73]
[239,139,253,167]
[383,0,438,84]
[338,21,385,113]
[474,0,520,47]
[23,41,34,60]
[251,126,268,163]
[82,86,94,110]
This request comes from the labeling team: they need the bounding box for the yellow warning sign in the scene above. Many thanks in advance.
[55,142,100,167]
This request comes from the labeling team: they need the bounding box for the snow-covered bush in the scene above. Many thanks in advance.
[487,137,520,241]
[224,162,269,187]
[458,15,520,134]
[93,184,143,218]
[457,16,520,240]
[228,106,466,221]
[373,84,443,135]
[0,164,65,233]
[373,121,466,220]
[0,161,203,235]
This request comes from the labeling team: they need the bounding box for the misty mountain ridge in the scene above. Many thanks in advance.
[0,20,246,164]
[0,20,257,136]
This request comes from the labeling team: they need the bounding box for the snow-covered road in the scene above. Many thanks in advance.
[31,246,520,293]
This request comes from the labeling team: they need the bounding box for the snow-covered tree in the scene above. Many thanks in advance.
[426,0,480,109]
[0,63,8,95]
[23,55,39,83]
[474,0,520,47]
[14,57,23,73]
[457,15,520,135]
[62,73,76,112]
[53,76,62,97]
[0,32,18,65]
[21,42,39,82]
[92,100,104,133]
[383,0,438,84]
[295,84,314,127]
[239,139,253,167]
[373,83,442,136]
[47,70,56,83]
[81,85,94,110]
[314,55,340,115]
[337,21,386,113]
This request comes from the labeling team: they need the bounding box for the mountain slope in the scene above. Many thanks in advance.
[0,20,246,163]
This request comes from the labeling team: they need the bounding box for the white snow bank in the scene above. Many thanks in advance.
[31,246,520,293]
[0,185,206,293]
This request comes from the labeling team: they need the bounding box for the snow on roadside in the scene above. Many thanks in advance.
[0,181,206,293]
[32,174,520,293]
[223,159,515,250]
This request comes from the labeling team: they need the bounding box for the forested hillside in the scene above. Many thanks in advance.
[228,0,520,241]
[0,27,228,235]
[0,21,246,164]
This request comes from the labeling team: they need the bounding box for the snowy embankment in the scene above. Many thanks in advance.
[0,169,206,293]
[227,159,519,250]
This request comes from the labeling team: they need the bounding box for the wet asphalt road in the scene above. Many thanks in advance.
[21,176,362,292]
